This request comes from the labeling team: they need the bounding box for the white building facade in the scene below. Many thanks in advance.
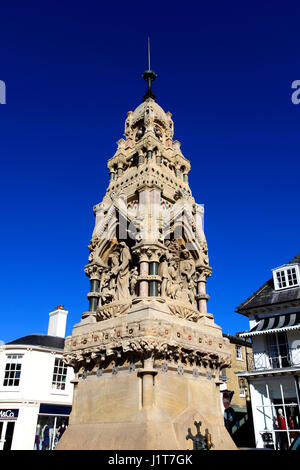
[0,306,74,450]
[236,255,300,449]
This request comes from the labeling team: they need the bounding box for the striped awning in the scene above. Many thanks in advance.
[239,312,300,338]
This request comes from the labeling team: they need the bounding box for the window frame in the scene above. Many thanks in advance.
[2,354,23,388]
[272,264,300,291]
[238,377,246,397]
[51,357,68,391]
[235,344,243,361]
[256,381,300,450]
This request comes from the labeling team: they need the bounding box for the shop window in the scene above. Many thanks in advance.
[3,355,23,387]
[34,414,69,450]
[52,358,67,391]
[255,381,300,449]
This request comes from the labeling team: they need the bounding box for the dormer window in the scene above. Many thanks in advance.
[272,264,300,290]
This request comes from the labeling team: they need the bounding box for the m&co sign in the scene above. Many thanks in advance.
[0,409,19,419]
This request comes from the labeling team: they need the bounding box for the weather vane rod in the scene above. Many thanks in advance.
[142,37,157,102]
[148,36,151,70]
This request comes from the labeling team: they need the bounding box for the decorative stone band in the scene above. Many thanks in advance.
[195,293,210,301]
[107,155,191,199]
[75,363,223,383]
[63,318,231,373]
[137,274,161,282]
[87,292,101,299]
[95,299,213,322]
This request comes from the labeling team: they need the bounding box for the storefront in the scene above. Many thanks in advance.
[0,409,19,450]
[250,375,300,449]
[0,404,72,450]
[34,404,71,450]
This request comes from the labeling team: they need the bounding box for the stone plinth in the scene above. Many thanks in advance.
[57,301,236,450]
[57,364,235,450]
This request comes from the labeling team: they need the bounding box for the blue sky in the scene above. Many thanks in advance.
[0,1,299,342]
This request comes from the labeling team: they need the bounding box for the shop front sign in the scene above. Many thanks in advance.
[0,409,19,419]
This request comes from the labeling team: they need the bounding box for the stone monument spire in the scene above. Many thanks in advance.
[142,37,157,101]
[58,65,236,450]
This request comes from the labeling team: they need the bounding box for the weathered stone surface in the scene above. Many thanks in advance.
[57,368,235,450]
[57,89,236,450]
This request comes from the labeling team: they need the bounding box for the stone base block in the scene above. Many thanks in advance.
[56,367,236,450]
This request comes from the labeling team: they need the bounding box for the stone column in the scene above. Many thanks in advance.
[117,163,123,177]
[139,260,149,297]
[88,279,100,312]
[197,280,208,314]
[82,264,102,321]
[138,152,144,166]
[196,270,211,314]
[176,166,182,180]
[142,374,154,408]
[139,188,151,240]
[69,376,79,424]
[149,262,158,296]
[147,149,153,161]
[138,358,157,409]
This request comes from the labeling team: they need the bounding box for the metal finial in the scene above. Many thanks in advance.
[142,37,157,102]
[148,36,151,70]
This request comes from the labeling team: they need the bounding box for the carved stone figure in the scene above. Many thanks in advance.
[175,283,190,303]
[158,255,170,297]
[100,270,116,305]
[109,250,120,276]
[199,241,209,266]
[144,104,155,133]
[179,250,196,290]
[88,236,102,263]
[129,266,138,296]
[115,242,131,300]
[167,260,181,299]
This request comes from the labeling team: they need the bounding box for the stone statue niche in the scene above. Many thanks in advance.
[159,239,197,308]
[96,241,140,320]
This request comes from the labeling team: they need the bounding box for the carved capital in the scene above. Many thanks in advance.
[195,267,212,282]
[84,263,104,280]
[132,241,166,262]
